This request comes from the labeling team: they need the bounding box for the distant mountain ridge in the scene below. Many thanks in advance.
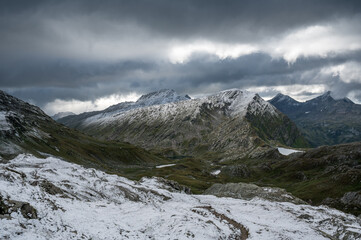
[58,89,308,160]
[51,111,75,120]
[58,89,190,129]
[269,91,361,146]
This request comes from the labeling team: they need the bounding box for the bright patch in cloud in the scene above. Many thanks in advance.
[169,41,258,63]
[321,62,361,83]
[268,24,361,63]
[44,93,140,115]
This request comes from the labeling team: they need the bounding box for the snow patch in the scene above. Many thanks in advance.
[278,147,304,156]
[211,170,221,176]
[156,163,176,169]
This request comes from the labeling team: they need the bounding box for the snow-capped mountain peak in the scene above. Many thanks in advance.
[136,89,191,106]
[85,89,275,126]
[206,89,274,116]
[269,93,301,105]
[59,88,307,158]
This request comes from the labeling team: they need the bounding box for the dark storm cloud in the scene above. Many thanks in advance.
[1,0,360,42]
[5,51,361,107]
[1,0,361,111]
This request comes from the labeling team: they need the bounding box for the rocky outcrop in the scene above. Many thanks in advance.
[151,177,192,194]
[341,191,361,207]
[204,182,306,204]
[221,164,252,178]
[0,195,37,220]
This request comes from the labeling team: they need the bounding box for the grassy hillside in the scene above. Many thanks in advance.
[0,90,165,172]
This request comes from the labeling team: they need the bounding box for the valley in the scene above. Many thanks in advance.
[1,88,361,239]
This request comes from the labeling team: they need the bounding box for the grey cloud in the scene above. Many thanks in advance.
[3,51,361,107]
[2,0,361,43]
[1,0,361,109]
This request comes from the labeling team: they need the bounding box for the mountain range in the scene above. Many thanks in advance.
[58,89,308,161]
[1,88,361,238]
[269,91,361,147]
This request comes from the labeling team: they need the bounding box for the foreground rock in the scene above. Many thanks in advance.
[1,154,361,239]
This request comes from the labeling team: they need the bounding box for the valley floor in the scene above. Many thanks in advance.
[1,155,361,239]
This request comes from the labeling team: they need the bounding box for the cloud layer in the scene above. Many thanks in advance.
[1,0,361,114]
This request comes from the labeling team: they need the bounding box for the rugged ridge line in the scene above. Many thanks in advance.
[58,89,308,159]
[269,91,361,146]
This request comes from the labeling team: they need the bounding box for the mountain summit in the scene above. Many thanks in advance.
[59,89,308,160]
[58,89,190,129]
[136,89,190,106]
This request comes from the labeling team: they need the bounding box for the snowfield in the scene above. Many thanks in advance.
[1,154,360,239]
[277,147,304,156]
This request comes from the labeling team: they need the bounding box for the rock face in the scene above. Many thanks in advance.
[58,89,308,159]
[341,191,361,207]
[269,91,361,146]
[204,182,306,205]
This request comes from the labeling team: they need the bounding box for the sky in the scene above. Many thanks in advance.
[1,0,361,115]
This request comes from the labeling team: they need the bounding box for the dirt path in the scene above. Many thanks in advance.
[193,205,249,240]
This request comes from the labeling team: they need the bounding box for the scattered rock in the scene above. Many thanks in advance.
[298,214,313,220]
[0,195,37,219]
[0,195,9,215]
[116,185,141,202]
[20,203,37,219]
[40,180,64,195]
[154,177,192,194]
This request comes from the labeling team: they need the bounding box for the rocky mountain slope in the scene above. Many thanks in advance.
[59,89,308,160]
[269,91,361,146]
[58,89,190,129]
[1,154,360,239]
[0,90,164,170]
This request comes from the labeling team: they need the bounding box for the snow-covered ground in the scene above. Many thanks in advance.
[278,147,304,156]
[1,154,360,239]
